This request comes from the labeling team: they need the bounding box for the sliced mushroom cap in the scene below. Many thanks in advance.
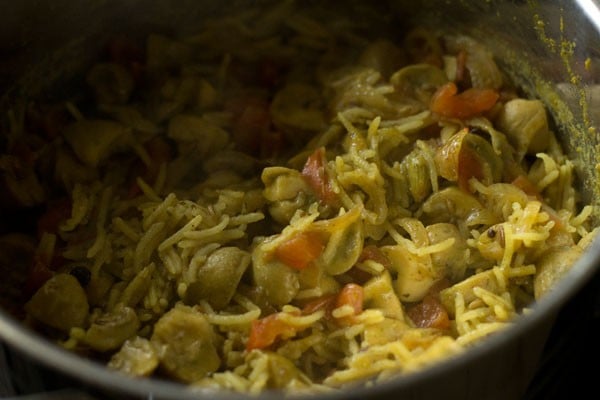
[151,305,221,383]
[434,129,503,191]
[439,269,502,316]
[62,119,131,168]
[402,148,434,204]
[478,183,530,221]
[83,305,140,352]
[496,99,550,159]
[363,270,406,320]
[252,237,300,307]
[25,273,89,332]
[382,243,438,303]
[444,34,503,89]
[262,166,311,225]
[420,186,497,228]
[314,206,364,275]
[390,64,448,105]
[534,245,583,299]
[426,223,469,282]
[262,167,310,203]
[184,247,251,310]
[108,336,159,377]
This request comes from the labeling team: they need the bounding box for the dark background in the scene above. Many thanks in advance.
[523,269,600,400]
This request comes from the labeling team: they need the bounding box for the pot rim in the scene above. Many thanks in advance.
[1,0,600,397]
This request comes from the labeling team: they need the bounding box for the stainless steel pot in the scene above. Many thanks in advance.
[0,1,599,399]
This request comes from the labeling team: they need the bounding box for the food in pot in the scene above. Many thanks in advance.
[0,2,596,394]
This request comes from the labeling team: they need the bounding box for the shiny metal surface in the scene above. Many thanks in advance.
[0,1,599,399]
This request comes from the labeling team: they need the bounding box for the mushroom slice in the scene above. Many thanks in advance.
[439,269,502,317]
[184,247,251,310]
[151,305,220,383]
[108,337,159,377]
[443,34,503,89]
[420,187,497,228]
[496,99,550,159]
[434,128,503,191]
[262,166,311,225]
[381,242,438,303]
[25,273,89,332]
[399,146,435,205]
[363,271,406,320]
[534,245,583,299]
[313,206,364,276]
[83,305,140,352]
[390,64,448,105]
[476,182,530,221]
[426,223,469,282]
[252,236,300,307]
[62,119,131,168]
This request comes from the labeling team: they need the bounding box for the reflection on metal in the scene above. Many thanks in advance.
[575,0,600,34]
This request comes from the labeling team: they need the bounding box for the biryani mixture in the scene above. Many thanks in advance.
[0,2,596,395]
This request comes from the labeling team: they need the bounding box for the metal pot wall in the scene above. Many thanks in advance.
[0,1,599,399]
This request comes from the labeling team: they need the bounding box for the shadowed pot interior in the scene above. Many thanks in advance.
[0,1,599,399]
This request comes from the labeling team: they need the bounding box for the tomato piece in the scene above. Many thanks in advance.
[299,284,364,326]
[334,283,364,326]
[227,96,271,157]
[23,256,54,298]
[430,82,499,119]
[258,58,287,89]
[345,267,373,285]
[511,175,542,200]
[359,245,392,269]
[301,294,336,316]
[456,140,486,192]
[301,147,338,206]
[275,231,325,270]
[406,294,450,330]
[246,313,298,351]
[37,198,72,237]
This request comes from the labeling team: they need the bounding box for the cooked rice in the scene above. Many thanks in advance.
[5,1,596,396]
